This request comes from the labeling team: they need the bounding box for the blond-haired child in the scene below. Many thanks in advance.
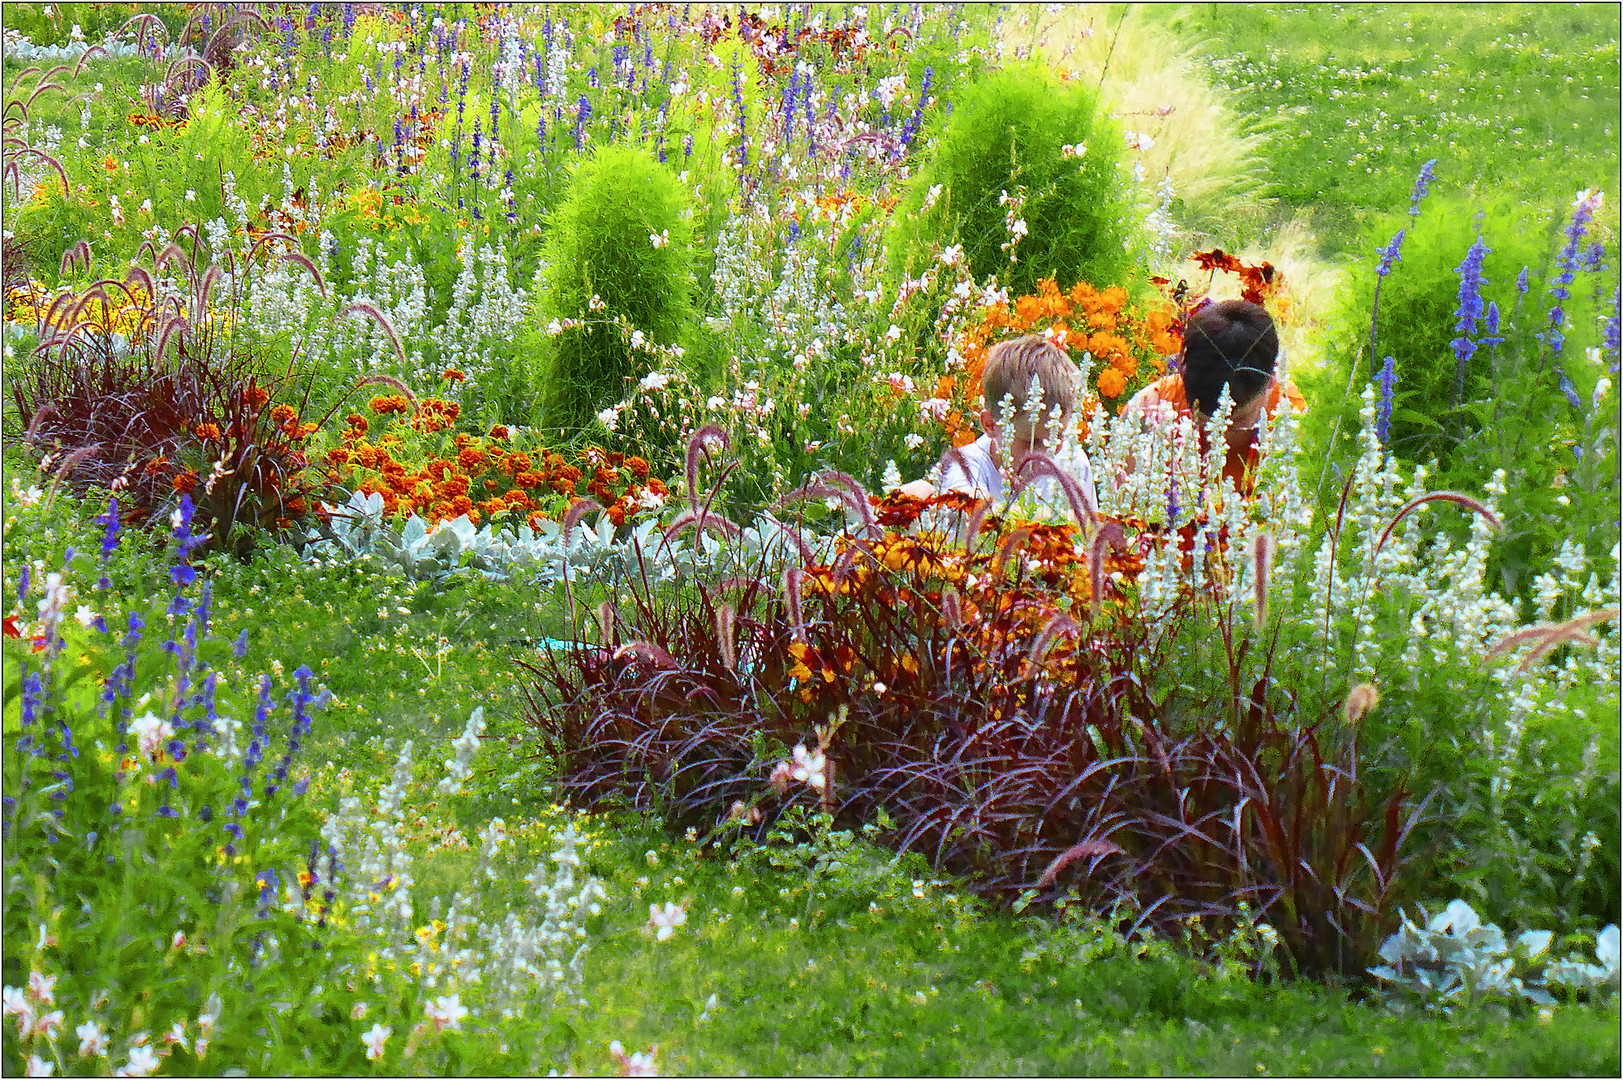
[903,334,1098,509]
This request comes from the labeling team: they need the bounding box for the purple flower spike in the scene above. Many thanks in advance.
[1449,237,1491,403]
[1375,228,1405,278]
[1544,191,1603,355]
[97,498,121,558]
[1374,356,1397,445]
[1408,158,1438,217]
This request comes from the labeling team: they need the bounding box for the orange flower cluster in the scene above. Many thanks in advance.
[784,494,1153,704]
[937,279,1181,445]
[323,397,670,529]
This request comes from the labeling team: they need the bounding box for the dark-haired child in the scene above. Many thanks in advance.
[1124,299,1305,494]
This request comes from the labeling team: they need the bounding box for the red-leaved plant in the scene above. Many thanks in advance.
[9,229,401,554]
[522,429,1427,978]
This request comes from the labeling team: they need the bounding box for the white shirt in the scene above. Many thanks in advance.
[939,434,1099,518]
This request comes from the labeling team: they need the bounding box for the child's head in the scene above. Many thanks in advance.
[1180,300,1279,418]
[979,334,1079,452]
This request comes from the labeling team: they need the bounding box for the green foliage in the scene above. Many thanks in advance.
[889,62,1135,297]
[1298,188,1619,597]
[1302,191,1560,466]
[532,145,695,434]
[0,3,185,48]
[1157,3,1622,255]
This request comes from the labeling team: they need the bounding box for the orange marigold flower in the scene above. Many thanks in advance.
[270,404,298,426]
[528,510,549,530]
[370,394,411,415]
[647,476,669,497]
[172,470,199,494]
[457,446,487,472]
[450,494,474,515]
[553,477,576,496]
[625,456,650,480]
[1097,367,1127,398]
[1108,352,1138,380]
[195,422,222,441]
[345,413,368,432]
[443,369,466,382]
[487,424,509,439]
[483,478,499,490]
[297,421,319,438]
[480,497,507,516]
[327,447,352,465]
[246,385,271,408]
[286,497,308,515]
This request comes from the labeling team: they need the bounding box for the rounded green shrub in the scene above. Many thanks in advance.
[532,144,694,433]
[888,63,1134,296]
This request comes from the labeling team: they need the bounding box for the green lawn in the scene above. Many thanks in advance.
[1147,2,1622,254]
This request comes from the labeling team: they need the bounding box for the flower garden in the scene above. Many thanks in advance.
[1,3,1619,1075]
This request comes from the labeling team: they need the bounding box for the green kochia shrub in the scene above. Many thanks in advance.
[532,145,695,433]
[888,63,1134,296]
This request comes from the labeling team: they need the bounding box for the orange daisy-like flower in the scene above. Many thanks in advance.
[873,491,927,529]
[443,369,466,383]
[1096,368,1127,398]
[787,641,835,684]
[487,424,509,439]
[195,422,222,441]
[370,394,411,415]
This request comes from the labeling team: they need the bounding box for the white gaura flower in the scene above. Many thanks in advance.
[76,1019,109,1057]
[610,1039,659,1076]
[114,1045,159,1078]
[425,993,468,1033]
[128,712,174,758]
[790,744,826,792]
[27,972,55,1006]
[646,901,687,942]
[649,229,669,249]
[25,1055,52,1077]
[597,406,620,431]
[361,1023,391,1060]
